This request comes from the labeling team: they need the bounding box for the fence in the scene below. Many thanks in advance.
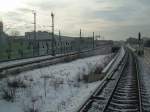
[0,37,98,62]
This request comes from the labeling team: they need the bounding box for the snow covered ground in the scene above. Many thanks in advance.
[138,48,150,111]
[0,54,53,69]
[0,53,114,112]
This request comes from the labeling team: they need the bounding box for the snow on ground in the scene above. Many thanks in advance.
[138,48,150,111]
[0,54,54,69]
[0,53,114,112]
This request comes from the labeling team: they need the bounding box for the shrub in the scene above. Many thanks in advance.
[23,97,42,112]
[7,78,27,88]
[64,55,73,62]
[94,66,103,74]
[1,87,16,102]
[24,108,39,112]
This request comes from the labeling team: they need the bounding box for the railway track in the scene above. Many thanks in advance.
[103,51,142,112]
[0,46,111,77]
[78,49,142,112]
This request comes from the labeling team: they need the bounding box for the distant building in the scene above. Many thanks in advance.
[0,21,8,45]
[126,37,138,44]
[25,31,76,43]
[142,37,150,47]
[25,31,51,40]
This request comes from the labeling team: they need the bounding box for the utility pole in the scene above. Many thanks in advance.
[33,11,39,56]
[33,12,36,41]
[99,33,101,40]
[59,30,62,54]
[138,32,141,46]
[79,29,81,52]
[51,12,55,56]
[138,32,144,55]
[93,32,95,49]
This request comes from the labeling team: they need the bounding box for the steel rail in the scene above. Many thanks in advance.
[77,47,127,112]
[133,51,143,112]
[102,49,142,112]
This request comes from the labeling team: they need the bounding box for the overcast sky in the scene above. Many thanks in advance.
[0,0,150,40]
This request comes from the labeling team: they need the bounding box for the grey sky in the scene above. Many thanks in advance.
[0,0,150,40]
